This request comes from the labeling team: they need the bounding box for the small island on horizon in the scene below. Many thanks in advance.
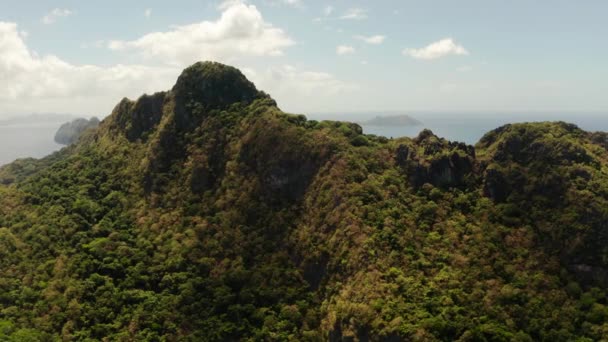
[362,114,423,126]
[54,117,100,145]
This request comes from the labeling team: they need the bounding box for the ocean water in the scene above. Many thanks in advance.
[0,124,64,166]
[1,112,607,167]
[309,112,608,145]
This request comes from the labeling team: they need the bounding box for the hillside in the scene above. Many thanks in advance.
[1,62,608,341]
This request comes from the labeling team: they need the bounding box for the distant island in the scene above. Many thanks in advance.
[54,117,100,145]
[362,114,422,126]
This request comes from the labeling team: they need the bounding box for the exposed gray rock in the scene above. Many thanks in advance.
[54,117,100,145]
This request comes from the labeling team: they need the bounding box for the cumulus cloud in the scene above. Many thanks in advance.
[336,45,355,55]
[42,8,73,24]
[242,65,357,110]
[403,38,468,60]
[355,35,386,45]
[256,67,356,112]
[340,8,367,20]
[0,19,353,116]
[0,22,176,116]
[108,1,294,65]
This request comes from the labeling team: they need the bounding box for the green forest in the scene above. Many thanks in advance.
[1,62,608,341]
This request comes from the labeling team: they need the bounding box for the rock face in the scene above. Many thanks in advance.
[110,93,166,142]
[172,61,271,131]
[396,129,476,188]
[173,61,263,110]
[54,117,100,145]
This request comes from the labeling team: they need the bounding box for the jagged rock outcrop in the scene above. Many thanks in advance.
[171,61,271,131]
[396,129,476,188]
[54,117,100,145]
[110,92,166,142]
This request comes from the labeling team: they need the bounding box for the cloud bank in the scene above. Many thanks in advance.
[0,1,355,116]
[0,22,177,115]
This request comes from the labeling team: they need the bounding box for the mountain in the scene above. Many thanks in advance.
[362,114,422,126]
[1,61,608,341]
[54,117,101,145]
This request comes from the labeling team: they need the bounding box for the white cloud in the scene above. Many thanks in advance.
[0,22,176,116]
[42,8,73,25]
[144,8,152,18]
[336,45,355,55]
[340,8,367,20]
[250,65,355,94]
[109,1,294,66]
[0,20,353,117]
[403,38,469,60]
[355,35,386,45]
[242,65,357,110]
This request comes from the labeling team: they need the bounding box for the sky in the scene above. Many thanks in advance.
[0,0,607,119]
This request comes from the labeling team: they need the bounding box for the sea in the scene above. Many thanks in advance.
[1,112,608,167]
[309,111,608,145]
[0,123,64,166]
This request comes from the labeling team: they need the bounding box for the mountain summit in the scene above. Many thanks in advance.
[1,62,608,341]
[172,61,267,110]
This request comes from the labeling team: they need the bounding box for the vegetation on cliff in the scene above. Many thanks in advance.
[1,62,608,341]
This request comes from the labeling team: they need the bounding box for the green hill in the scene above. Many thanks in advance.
[1,62,608,341]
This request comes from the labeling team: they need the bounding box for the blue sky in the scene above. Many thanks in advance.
[0,0,607,118]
